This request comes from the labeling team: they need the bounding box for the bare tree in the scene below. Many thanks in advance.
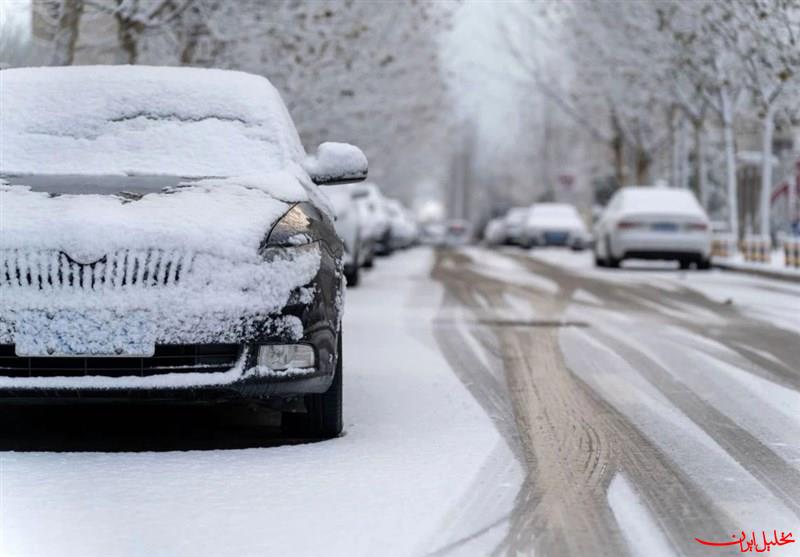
[32,0,85,65]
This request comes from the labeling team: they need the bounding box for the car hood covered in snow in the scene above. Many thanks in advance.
[0,172,323,352]
[0,172,311,260]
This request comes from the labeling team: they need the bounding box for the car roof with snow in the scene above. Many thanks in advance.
[527,203,585,229]
[505,207,529,222]
[0,65,305,177]
[617,187,706,217]
[530,203,579,216]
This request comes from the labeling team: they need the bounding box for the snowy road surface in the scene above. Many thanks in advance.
[434,247,800,557]
[1,246,799,557]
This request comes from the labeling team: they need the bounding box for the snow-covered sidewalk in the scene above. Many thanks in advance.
[0,248,517,557]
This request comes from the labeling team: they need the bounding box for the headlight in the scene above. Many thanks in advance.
[266,205,315,247]
[258,344,316,371]
[260,202,341,265]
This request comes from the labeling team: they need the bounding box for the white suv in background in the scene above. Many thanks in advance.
[594,186,712,269]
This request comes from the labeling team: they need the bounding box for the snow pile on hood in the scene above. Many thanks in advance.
[0,66,306,176]
[0,173,308,260]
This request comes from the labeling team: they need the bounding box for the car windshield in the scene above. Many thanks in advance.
[0,66,305,178]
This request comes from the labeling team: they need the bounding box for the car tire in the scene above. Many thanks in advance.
[698,258,711,270]
[344,264,360,287]
[679,258,691,270]
[605,237,620,268]
[363,253,374,269]
[594,253,607,267]
[283,335,343,439]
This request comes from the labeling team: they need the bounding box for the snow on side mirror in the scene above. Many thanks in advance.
[304,142,368,185]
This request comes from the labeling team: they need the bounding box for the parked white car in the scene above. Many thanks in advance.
[419,221,447,246]
[483,217,507,245]
[352,182,390,265]
[524,203,589,249]
[326,185,368,286]
[384,199,418,250]
[593,186,712,269]
[443,220,473,246]
[504,206,530,246]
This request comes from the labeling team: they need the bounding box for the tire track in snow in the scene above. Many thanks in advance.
[508,252,800,392]
[584,327,800,518]
[430,249,736,556]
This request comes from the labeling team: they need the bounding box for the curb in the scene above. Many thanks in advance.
[712,261,800,283]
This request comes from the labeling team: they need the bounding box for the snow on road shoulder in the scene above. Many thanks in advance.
[0,248,512,557]
[528,248,800,333]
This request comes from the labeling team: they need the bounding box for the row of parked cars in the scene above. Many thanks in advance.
[484,187,713,269]
[326,183,418,287]
[484,203,590,250]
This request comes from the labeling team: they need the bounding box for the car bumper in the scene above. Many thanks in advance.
[612,231,711,259]
[0,330,337,404]
[527,228,585,247]
[0,256,343,402]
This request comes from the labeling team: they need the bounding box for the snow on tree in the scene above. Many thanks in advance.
[143,0,457,197]
[491,0,799,239]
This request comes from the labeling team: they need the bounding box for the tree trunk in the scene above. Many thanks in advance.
[678,118,689,189]
[759,104,776,238]
[610,111,625,188]
[635,147,650,185]
[51,0,84,65]
[694,119,708,207]
[670,108,679,188]
[721,89,739,240]
[116,18,142,64]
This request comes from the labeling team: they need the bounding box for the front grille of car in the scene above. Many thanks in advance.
[0,249,193,290]
[0,344,241,377]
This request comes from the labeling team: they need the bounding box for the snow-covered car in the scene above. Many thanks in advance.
[524,203,589,249]
[443,220,474,246]
[325,185,369,287]
[0,66,369,438]
[419,221,447,245]
[503,206,531,245]
[483,217,507,245]
[353,182,392,258]
[593,186,711,269]
[384,199,418,250]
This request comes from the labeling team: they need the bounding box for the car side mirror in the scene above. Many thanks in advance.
[304,142,368,185]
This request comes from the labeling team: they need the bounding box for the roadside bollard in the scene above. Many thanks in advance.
[741,236,771,264]
[712,234,734,259]
[785,240,800,268]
